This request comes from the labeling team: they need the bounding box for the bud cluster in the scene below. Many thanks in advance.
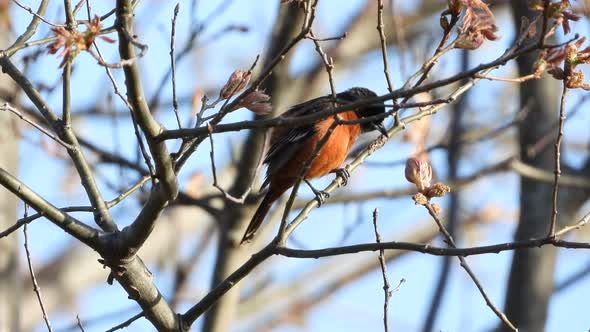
[454,0,499,50]
[404,158,451,208]
[219,70,272,114]
[534,37,590,90]
[47,15,115,67]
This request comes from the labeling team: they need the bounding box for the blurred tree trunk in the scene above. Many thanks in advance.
[501,4,589,331]
[0,28,21,332]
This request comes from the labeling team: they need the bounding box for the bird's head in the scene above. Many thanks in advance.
[337,87,388,137]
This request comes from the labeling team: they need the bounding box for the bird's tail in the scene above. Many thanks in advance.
[240,193,275,244]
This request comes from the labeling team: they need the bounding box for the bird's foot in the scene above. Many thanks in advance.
[305,180,330,206]
[331,167,350,186]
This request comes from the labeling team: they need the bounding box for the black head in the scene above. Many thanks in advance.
[336,87,387,136]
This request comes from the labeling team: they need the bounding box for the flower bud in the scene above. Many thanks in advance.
[405,157,432,191]
[426,183,451,198]
[412,193,428,205]
[241,90,270,105]
[239,90,272,114]
[220,70,250,99]
[245,102,272,114]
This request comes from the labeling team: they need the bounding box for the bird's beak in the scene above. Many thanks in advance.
[374,122,389,137]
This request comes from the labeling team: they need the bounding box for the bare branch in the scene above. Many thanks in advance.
[0,56,117,232]
[105,312,144,332]
[75,314,86,332]
[0,168,101,247]
[276,231,590,258]
[89,42,156,179]
[549,81,569,236]
[12,0,62,28]
[115,0,179,199]
[376,0,395,94]
[169,3,182,129]
[372,208,393,332]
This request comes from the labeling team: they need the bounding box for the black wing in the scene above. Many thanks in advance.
[261,96,334,189]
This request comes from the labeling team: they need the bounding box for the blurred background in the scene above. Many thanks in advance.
[1,0,590,331]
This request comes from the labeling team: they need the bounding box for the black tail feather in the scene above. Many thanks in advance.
[240,194,274,244]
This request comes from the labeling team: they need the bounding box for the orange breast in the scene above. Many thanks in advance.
[305,112,361,179]
[267,112,361,196]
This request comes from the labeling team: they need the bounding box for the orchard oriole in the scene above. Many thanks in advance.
[240,87,387,244]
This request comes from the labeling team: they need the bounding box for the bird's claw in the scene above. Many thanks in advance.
[305,180,330,206]
[331,167,350,186]
[313,190,330,206]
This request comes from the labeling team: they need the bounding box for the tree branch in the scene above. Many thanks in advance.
[0,167,100,248]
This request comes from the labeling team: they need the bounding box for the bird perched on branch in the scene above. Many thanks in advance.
[240,87,388,244]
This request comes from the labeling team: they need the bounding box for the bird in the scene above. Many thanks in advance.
[240,87,387,244]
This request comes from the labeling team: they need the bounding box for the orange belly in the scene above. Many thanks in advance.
[268,112,361,194]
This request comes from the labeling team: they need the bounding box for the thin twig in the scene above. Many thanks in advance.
[116,0,180,203]
[399,5,460,93]
[308,29,337,99]
[206,113,266,204]
[147,0,239,112]
[277,230,590,258]
[474,73,538,83]
[12,0,64,27]
[90,42,156,179]
[106,175,151,208]
[105,312,144,332]
[377,0,395,92]
[306,32,346,42]
[207,125,251,203]
[555,210,590,237]
[7,0,50,53]
[1,205,94,239]
[0,103,74,150]
[549,82,568,236]
[62,61,73,127]
[86,49,138,68]
[23,206,54,332]
[64,0,76,27]
[181,243,278,326]
[184,209,590,331]
[73,0,87,16]
[373,208,393,332]
[423,203,517,331]
[170,3,183,129]
[172,54,260,172]
[0,175,149,239]
[76,314,86,332]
